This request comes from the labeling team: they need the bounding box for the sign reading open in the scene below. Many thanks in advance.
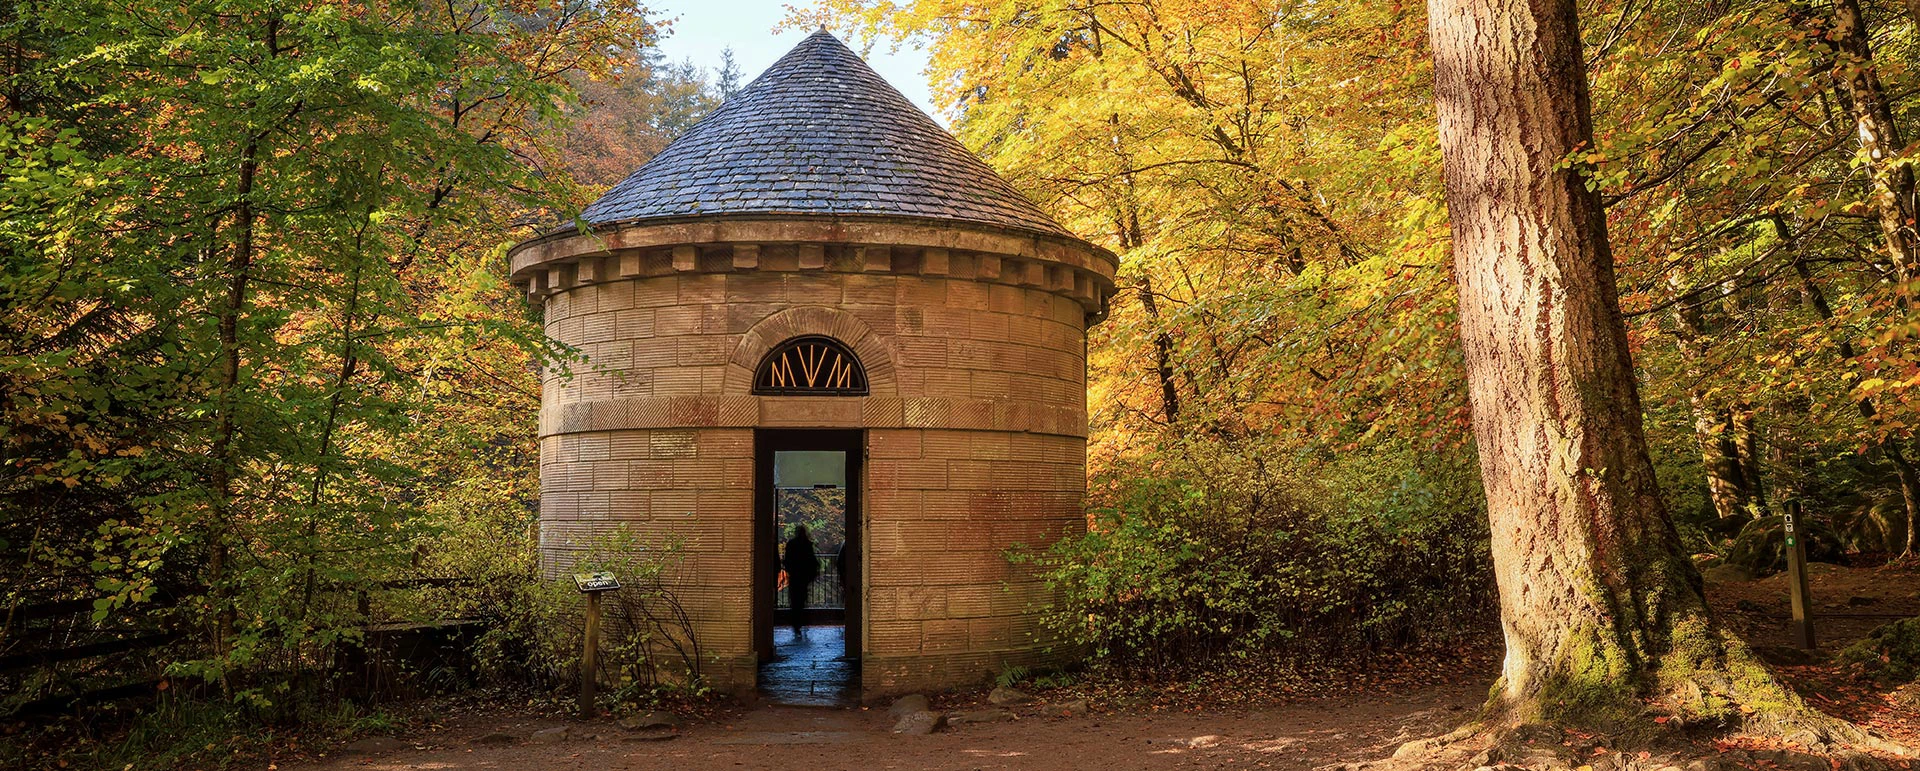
[573,571,621,593]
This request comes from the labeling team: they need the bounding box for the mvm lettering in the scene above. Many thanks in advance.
[755,337,868,395]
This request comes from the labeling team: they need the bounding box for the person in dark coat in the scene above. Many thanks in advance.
[782,526,820,636]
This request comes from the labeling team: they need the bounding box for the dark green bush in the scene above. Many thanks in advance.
[1837,617,1920,685]
[467,528,711,708]
[1015,437,1494,676]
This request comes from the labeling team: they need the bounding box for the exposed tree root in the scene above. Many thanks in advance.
[1325,717,1912,771]
[1321,662,1914,771]
[1643,621,1912,758]
[1455,606,1915,758]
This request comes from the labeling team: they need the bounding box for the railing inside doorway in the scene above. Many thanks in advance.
[776,551,845,611]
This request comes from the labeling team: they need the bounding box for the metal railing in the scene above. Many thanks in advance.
[776,552,846,610]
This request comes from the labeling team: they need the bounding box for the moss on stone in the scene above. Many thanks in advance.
[1837,617,1920,686]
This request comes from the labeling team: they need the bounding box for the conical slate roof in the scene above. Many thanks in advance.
[577,31,1074,238]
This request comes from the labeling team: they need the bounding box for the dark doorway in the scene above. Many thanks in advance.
[754,429,862,705]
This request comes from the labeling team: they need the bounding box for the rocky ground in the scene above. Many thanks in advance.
[277,562,1920,771]
[287,677,1488,771]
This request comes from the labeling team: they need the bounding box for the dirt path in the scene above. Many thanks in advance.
[287,678,1490,771]
[281,563,1920,771]
[1707,561,1920,653]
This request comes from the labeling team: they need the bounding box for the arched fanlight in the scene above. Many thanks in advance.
[752,336,869,396]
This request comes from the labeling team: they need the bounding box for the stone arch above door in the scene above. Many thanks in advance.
[726,306,896,396]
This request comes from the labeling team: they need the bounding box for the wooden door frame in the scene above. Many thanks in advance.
[752,429,864,669]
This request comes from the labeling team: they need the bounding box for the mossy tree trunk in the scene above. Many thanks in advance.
[1668,277,1756,522]
[1426,0,1805,728]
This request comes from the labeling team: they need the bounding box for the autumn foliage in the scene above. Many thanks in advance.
[9,0,1920,758]
[799,0,1920,719]
[0,0,724,760]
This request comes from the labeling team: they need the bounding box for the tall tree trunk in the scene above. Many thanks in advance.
[1089,24,1184,430]
[1695,405,1753,518]
[204,15,282,686]
[300,254,366,622]
[1136,275,1181,424]
[1428,0,1805,726]
[1832,0,1920,288]
[1731,405,1768,510]
[205,131,257,687]
[1899,452,1919,557]
[1669,281,1755,519]
[1828,0,1920,556]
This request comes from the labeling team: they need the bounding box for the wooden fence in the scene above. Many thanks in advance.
[2,579,488,719]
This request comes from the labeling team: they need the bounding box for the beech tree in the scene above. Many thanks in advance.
[1425,0,1833,729]
[0,0,653,695]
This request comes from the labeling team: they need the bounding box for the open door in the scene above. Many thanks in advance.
[753,429,862,704]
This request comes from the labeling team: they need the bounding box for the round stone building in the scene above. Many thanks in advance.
[508,31,1116,700]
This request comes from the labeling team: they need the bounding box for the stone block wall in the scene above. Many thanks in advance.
[535,266,1091,697]
[860,427,1085,693]
[536,425,759,688]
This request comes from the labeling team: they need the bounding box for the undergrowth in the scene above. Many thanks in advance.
[1,687,406,771]
[1838,617,1920,686]
[1014,436,1496,679]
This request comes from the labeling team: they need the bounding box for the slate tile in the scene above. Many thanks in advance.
[569,31,1072,239]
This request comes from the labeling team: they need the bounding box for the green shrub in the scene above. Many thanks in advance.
[1838,617,1920,686]
[469,527,710,709]
[1015,437,1494,676]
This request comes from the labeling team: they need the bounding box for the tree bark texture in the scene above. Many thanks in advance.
[1428,0,1791,724]
[1694,405,1754,519]
[1826,0,1920,556]
[1731,406,1768,509]
[203,129,258,689]
[1831,0,1920,288]
[1669,283,1756,520]
[1136,275,1182,424]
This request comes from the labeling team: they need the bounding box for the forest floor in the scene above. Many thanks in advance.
[275,563,1920,771]
[281,676,1491,771]
[1706,559,1920,747]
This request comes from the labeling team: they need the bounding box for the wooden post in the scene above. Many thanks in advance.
[1783,500,1816,650]
[571,570,619,717]
[581,591,601,718]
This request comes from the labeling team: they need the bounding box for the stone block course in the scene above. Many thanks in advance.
[653,305,704,337]
[866,429,922,459]
[527,214,1097,702]
[921,619,971,653]
[860,397,905,427]
[509,29,1124,696]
